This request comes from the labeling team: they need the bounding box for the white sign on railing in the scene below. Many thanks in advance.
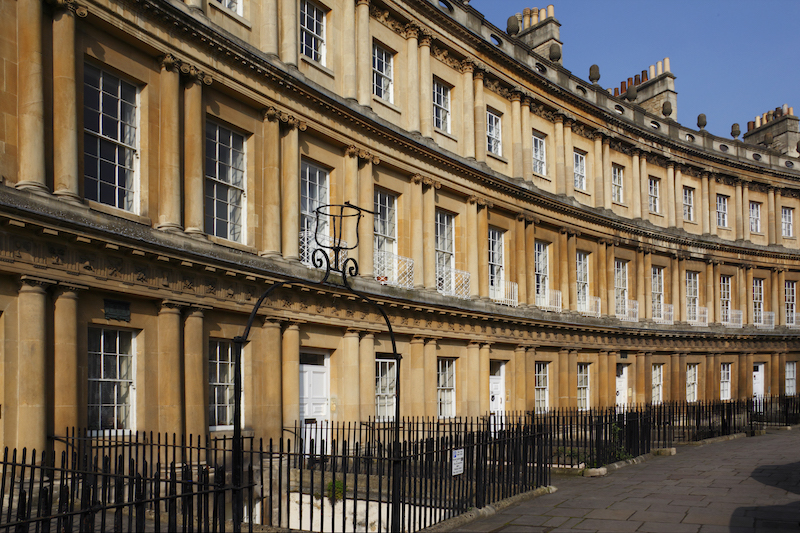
[452,449,464,476]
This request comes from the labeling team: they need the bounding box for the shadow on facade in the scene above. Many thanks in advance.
[729,460,800,531]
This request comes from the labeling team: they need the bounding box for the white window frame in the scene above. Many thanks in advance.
[432,79,451,133]
[720,363,731,401]
[437,358,456,418]
[716,194,728,228]
[533,133,547,175]
[576,251,589,310]
[614,259,628,316]
[83,63,139,213]
[785,280,796,326]
[686,271,699,322]
[534,241,548,302]
[787,361,797,396]
[782,207,794,237]
[300,160,329,235]
[753,278,764,324]
[652,364,663,404]
[372,43,393,103]
[651,266,664,319]
[435,209,455,293]
[686,363,698,402]
[486,109,502,156]
[612,165,624,203]
[683,186,694,221]
[750,201,762,233]
[577,363,590,411]
[720,275,732,324]
[209,339,238,431]
[573,151,586,191]
[213,0,243,16]
[88,327,135,433]
[488,227,505,298]
[534,362,549,413]
[373,189,397,255]
[205,121,246,243]
[375,355,396,421]
[648,177,660,213]
[300,0,326,65]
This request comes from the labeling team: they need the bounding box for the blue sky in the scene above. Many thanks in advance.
[466,0,800,139]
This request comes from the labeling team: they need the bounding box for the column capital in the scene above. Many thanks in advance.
[358,149,380,165]
[345,145,360,158]
[592,128,609,141]
[180,63,213,86]
[262,106,307,130]
[159,53,181,73]
[418,29,433,47]
[49,0,89,16]
[422,176,441,189]
[510,90,523,102]
[403,23,420,40]
[411,173,424,185]
[19,276,56,291]
[460,58,475,73]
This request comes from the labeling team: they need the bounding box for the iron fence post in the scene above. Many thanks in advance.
[232,337,244,533]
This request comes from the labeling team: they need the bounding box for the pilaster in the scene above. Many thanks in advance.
[183,67,213,237]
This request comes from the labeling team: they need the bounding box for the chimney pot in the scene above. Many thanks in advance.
[614,87,619,97]
[657,61,663,75]
[634,74,641,85]
[664,57,671,72]
[747,121,755,132]
[621,81,627,92]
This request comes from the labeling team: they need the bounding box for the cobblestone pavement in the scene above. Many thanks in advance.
[453,429,800,532]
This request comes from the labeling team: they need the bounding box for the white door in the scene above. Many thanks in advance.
[299,353,330,455]
[489,361,505,432]
[752,363,765,398]
[616,364,628,407]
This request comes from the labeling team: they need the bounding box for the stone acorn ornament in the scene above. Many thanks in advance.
[662,101,672,119]
[697,113,707,131]
[625,84,637,102]
[549,43,561,62]
[731,123,740,139]
[764,132,774,146]
[589,64,600,84]
[506,15,520,35]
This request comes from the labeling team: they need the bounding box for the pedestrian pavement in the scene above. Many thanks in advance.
[447,429,800,532]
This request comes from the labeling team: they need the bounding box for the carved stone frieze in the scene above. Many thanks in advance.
[369,5,407,36]
[571,122,594,140]
[484,77,511,99]
[529,102,555,122]
[431,45,463,72]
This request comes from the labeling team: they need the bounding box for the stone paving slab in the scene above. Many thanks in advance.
[433,428,800,532]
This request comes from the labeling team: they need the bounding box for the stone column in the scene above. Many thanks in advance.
[606,241,615,316]
[478,203,489,299]
[461,61,475,159]
[479,344,491,414]
[423,339,438,417]
[16,0,47,193]
[607,352,617,407]
[593,132,604,209]
[260,108,282,255]
[567,231,577,312]
[525,217,536,305]
[778,269,787,326]
[672,255,681,322]
[643,352,653,404]
[521,97,533,181]
[631,150,641,219]
[473,70,486,162]
[636,248,645,317]
[342,0,356,100]
[706,261,714,323]
[674,166,684,230]
[744,353,754,398]
[557,348,569,407]
[639,152,649,222]
[261,320,283,441]
[678,353,687,401]
[678,258,687,323]
[465,342,480,417]
[603,137,612,209]
[406,27,420,132]
[281,323,300,428]
[708,173,717,236]
[644,251,652,320]
[700,171,710,234]
[54,287,79,435]
[771,269,780,322]
[564,119,574,197]
[422,178,437,290]
[511,91,523,178]
[342,146,359,251]
[598,351,609,407]
[771,352,780,397]
[184,309,205,437]
[713,261,721,323]
[52,5,83,203]
[341,329,361,420]
[18,279,49,451]
[568,350,578,409]
[467,196,479,298]
[261,0,279,56]
[516,214,528,306]
[184,68,210,237]
[559,229,569,311]
[419,32,432,138]
[279,0,297,66]
[746,266,754,325]
[356,0,371,106]
[743,183,751,241]
[359,332,375,421]
[157,55,182,231]
[554,115,566,195]
[670,353,680,402]
[158,302,183,433]
[358,153,376,278]
[737,265,747,321]
[635,352,645,404]
[405,337,424,415]
[666,163,676,227]
[411,176,424,288]
[737,353,749,400]
[735,180,744,240]
[514,346,526,411]
[598,240,608,315]
[768,187,777,245]
[281,119,304,260]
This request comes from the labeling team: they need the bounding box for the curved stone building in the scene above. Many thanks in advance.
[2,0,799,451]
